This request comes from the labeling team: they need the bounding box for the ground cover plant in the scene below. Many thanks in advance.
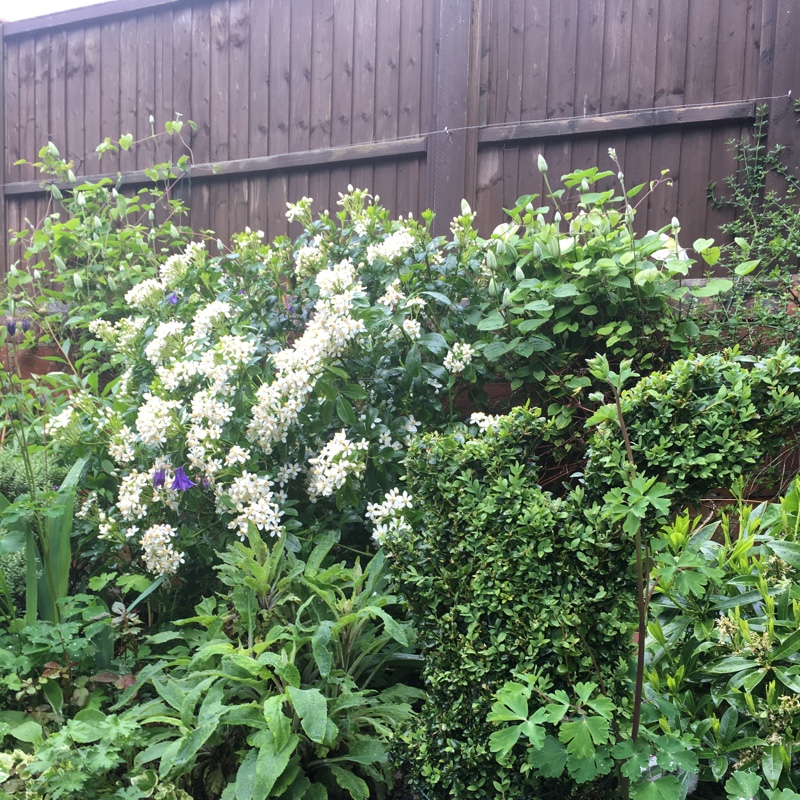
[1,127,800,799]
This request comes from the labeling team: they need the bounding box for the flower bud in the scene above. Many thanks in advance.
[488,277,498,297]
[515,265,525,282]
[537,154,548,174]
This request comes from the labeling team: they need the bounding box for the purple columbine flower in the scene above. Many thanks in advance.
[153,468,166,489]
[5,318,16,336]
[201,476,211,490]
[166,292,179,305]
[21,318,31,333]
[171,467,196,492]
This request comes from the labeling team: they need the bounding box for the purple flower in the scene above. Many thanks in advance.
[201,477,211,490]
[171,467,196,492]
[152,468,166,489]
[21,318,31,333]
[5,318,16,336]
[166,292,179,305]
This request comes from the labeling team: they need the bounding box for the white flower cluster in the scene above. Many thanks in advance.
[378,279,406,311]
[307,431,369,500]
[145,321,186,366]
[402,318,422,340]
[135,393,183,447]
[89,316,147,355]
[124,279,164,309]
[286,196,313,224]
[117,470,151,520]
[443,342,476,374]
[650,232,689,262]
[160,241,205,287]
[46,406,76,437]
[108,425,136,464]
[248,260,366,453]
[141,523,185,575]
[469,411,498,432]
[225,445,251,466]
[366,488,413,544]
[294,237,324,280]
[366,228,416,264]
[191,301,231,339]
[222,472,285,540]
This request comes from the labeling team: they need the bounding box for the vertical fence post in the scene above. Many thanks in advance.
[764,0,798,184]
[0,21,6,279]
[426,0,481,236]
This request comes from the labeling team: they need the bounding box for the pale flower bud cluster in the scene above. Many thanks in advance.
[443,342,475,374]
[141,523,185,575]
[306,431,369,500]
[366,488,413,544]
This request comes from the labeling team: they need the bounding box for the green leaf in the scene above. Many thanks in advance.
[335,396,357,426]
[493,682,530,721]
[725,770,761,799]
[418,332,448,354]
[765,539,800,570]
[311,620,333,678]
[691,278,733,298]
[9,720,43,744]
[529,734,568,779]
[43,680,64,715]
[119,133,134,150]
[488,724,523,759]
[551,283,578,298]
[483,340,515,362]
[772,628,800,661]
[632,776,684,800]
[286,687,328,744]
[405,345,421,378]
[364,606,408,646]
[734,259,761,276]
[559,716,609,758]
[330,765,369,800]
[477,310,507,331]
[762,744,783,789]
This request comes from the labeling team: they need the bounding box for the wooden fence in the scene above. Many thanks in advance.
[1,0,798,276]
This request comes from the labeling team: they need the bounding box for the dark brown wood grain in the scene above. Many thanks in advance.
[2,0,799,279]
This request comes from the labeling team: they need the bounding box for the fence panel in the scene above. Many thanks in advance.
[1,0,797,276]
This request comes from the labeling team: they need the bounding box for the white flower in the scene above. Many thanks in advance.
[306,431,368,500]
[108,426,136,464]
[402,318,422,340]
[469,411,498,432]
[145,321,186,366]
[225,445,251,466]
[366,229,416,264]
[125,279,164,309]
[378,279,406,311]
[444,342,476,374]
[192,301,231,339]
[366,488,413,544]
[141,524,185,575]
[135,393,182,447]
